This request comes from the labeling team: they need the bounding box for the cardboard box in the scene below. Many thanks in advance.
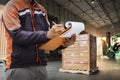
[62,34,97,71]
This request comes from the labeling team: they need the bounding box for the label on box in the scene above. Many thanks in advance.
[80,61,84,64]
[79,41,89,47]
[70,53,75,56]
[80,53,84,56]
[79,34,89,40]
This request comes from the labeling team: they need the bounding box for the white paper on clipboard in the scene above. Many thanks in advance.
[60,21,85,37]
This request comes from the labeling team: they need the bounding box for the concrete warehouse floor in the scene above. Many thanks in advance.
[0,57,120,80]
[47,57,120,80]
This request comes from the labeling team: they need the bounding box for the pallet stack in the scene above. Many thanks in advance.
[59,34,98,74]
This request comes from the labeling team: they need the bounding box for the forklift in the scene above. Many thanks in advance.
[106,34,120,58]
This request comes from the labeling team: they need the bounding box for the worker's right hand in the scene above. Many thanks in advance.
[47,24,64,39]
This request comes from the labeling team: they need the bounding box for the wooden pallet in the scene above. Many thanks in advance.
[59,67,99,75]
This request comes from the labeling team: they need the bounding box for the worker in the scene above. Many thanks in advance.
[2,0,76,80]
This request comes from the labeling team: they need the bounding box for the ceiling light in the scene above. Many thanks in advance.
[91,0,95,4]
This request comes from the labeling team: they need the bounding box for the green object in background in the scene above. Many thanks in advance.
[115,52,120,57]
[115,52,120,61]
[107,33,120,58]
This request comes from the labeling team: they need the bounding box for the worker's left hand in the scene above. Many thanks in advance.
[62,34,76,47]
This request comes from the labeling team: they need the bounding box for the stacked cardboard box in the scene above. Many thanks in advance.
[62,34,97,71]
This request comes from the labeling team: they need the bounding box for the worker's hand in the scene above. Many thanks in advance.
[47,24,64,39]
[62,34,76,47]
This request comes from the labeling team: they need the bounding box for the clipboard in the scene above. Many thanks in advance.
[39,27,71,50]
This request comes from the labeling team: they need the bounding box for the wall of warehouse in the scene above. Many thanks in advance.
[97,23,120,37]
